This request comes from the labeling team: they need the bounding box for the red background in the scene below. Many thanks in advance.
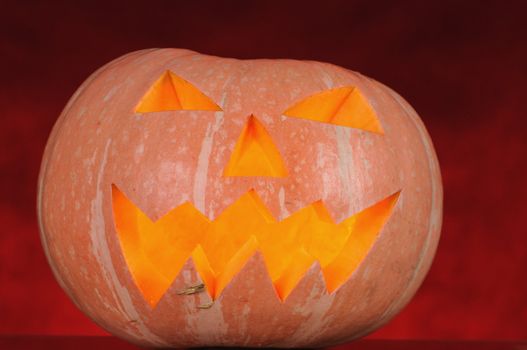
[1,0,526,339]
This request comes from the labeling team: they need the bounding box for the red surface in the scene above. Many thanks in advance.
[1,337,525,350]
[1,0,526,339]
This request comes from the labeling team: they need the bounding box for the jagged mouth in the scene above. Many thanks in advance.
[112,185,400,307]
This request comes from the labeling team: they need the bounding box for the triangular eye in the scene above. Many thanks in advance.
[223,115,288,178]
[135,71,222,113]
[283,87,383,134]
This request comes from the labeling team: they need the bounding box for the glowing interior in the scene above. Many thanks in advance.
[223,115,288,178]
[135,71,222,113]
[283,86,383,134]
[112,185,399,307]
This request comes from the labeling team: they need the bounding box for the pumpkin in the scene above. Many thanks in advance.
[37,48,442,347]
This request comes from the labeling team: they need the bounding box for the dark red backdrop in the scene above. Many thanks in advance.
[1,0,526,339]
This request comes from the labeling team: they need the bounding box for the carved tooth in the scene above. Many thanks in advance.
[324,191,401,292]
[273,248,316,301]
[283,260,328,305]
[155,258,207,308]
[219,251,279,303]
[215,236,259,299]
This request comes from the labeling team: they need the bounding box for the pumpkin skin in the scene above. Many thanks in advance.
[37,48,442,347]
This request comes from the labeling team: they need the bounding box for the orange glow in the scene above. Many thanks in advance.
[135,71,222,113]
[283,87,383,134]
[112,186,399,307]
[223,115,288,177]
[111,185,210,306]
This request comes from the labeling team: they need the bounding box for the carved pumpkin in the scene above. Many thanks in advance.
[38,49,442,347]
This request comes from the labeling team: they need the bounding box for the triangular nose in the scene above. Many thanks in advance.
[223,115,288,177]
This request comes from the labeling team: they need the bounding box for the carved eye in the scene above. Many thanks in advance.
[283,86,383,134]
[135,71,222,113]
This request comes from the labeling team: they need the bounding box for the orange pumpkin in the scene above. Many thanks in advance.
[37,49,442,347]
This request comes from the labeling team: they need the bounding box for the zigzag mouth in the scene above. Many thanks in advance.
[112,185,400,307]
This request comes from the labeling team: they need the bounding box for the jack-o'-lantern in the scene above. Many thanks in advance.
[37,49,442,347]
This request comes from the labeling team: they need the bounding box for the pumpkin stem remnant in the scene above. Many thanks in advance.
[177,283,205,295]
[197,301,214,309]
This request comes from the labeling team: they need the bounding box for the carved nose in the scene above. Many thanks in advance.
[223,115,288,177]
